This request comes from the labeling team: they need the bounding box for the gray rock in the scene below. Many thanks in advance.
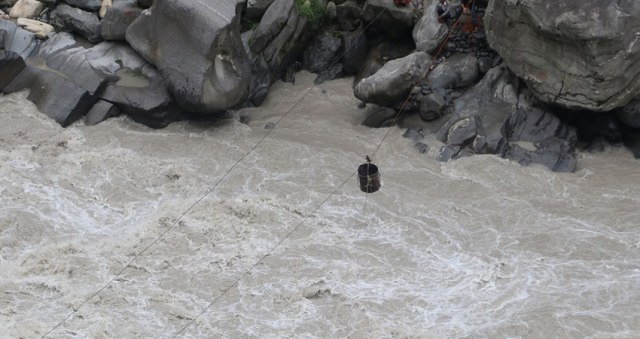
[246,57,272,106]
[84,99,120,125]
[336,0,361,31]
[618,98,640,129]
[85,42,173,115]
[446,116,478,146]
[101,0,142,41]
[414,142,429,154]
[9,35,177,128]
[314,63,342,84]
[37,31,77,55]
[250,0,310,74]
[0,50,25,91]
[437,145,462,162]
[249,0,291,53]
[503,138,576,173]
[403,128,424,141]
[0,19,39,58]
[418,91,446,121]
[26,48,103,126]
[326,1,336,21]
[302,29,343,73]
[245,0,275,19]
[0,19,39,92]
[50,4,102,43]
[247,0,311,105]
[435,66,578,172]
[341,27,367,75]
[63,0,101,12]
[362,0,414,39]
[354,41,413,84]
[477,56,492,74]
[362,106,397,128]
[425,53,478,89]
[354,51,431,107]
[485,0,640,111]
[413,0,448,54]
[126,0,251,113]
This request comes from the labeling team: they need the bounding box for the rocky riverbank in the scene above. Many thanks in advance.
[1,0,639,171]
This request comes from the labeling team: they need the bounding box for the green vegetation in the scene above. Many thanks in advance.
[294,0,326,28]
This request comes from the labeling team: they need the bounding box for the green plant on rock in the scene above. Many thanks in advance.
[294,0,326,28]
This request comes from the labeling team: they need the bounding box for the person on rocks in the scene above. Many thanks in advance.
[437,0,453,25]
[461,0,479,34]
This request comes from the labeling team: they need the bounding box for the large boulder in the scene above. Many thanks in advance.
[4,30,178,127]
[50,4,102,43]
[425,53,478,89]
[413,0,448,54]
[126,0,251,113]
[485,0,640,111]
[26,46,106,126]
[435,65,578,172]
[246,0,312,105]
[354,51,431,107]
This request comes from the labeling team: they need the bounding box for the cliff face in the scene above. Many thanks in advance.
[485,0,640,111]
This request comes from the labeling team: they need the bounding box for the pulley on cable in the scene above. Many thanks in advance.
[357,155,381,193]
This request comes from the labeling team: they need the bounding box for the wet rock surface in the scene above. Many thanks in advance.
[485,0,640,112]
[126,0,251,114]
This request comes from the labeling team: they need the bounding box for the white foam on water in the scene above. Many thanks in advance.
[1,73,640,338]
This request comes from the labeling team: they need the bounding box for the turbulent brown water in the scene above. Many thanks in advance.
[1,73,639,338]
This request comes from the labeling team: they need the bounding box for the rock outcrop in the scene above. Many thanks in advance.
[435,65,578,172]
[50,4,102,43]
[246,0,312,105]
[354,51,431,107]
[485,0,640,111]
[126,0,251,113]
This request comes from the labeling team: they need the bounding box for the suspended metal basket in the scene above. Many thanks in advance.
[357,160,381,193]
